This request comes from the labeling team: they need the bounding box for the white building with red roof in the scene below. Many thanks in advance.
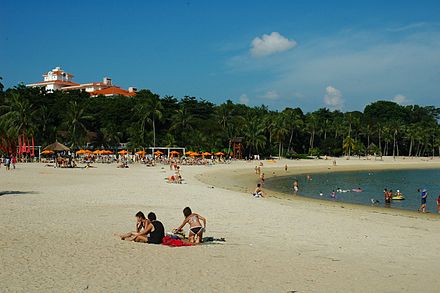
[27,67,137,97]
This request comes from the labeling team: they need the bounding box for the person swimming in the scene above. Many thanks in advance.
[174,207,207,244]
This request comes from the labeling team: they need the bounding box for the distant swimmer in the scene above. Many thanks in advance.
[284,164,288,172]
[371,199,380,205]
[319,192,323,197]
[352,187,363,192]
[331,190,336,199]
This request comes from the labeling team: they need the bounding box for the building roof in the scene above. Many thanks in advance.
[27,80,80,87]
[90,86,136,97]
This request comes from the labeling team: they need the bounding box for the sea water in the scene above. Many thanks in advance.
[265,169,440,213]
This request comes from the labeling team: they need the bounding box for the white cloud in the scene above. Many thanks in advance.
[238,94,249,105]
[324,86,344,110]
[392,94,409,105]
[250,32,297,57]
[260,90,279,100]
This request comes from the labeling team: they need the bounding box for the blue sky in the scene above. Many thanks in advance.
[1,0,439,111]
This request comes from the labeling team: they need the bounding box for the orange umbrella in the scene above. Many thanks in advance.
[41,150,54,155]
[136,150,146,155]
[170,151,180,155]
[102,150,113,155]
[93,150,102,155]
[118,150,128,155]
[153,150,164,155]
[202,152,211,156]
[84,150,92,155]
[76,149,86,155]
[215,152,225,156]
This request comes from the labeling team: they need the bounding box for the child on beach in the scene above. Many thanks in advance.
[174,207,207,244]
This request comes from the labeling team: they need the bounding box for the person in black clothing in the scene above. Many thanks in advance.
[133,212,165,244]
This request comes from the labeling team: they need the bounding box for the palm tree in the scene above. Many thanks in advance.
[64,101,93,148]
[243,117,266,156]
[144,95,163,147]
[0,92,36,135]
[282,108,303,153]
[343,135,355,157]
[272,116,289,158]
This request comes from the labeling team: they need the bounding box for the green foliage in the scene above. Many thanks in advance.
[0,84,439,158]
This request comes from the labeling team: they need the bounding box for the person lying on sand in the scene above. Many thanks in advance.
[174,207,206,244]
[119,211,149,241]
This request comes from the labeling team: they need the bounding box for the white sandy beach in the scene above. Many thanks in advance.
[1,157,440,292]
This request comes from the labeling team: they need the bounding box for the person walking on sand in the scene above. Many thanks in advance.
[260,172,265,185]
[284,164,288,172]
[174,207,207,244]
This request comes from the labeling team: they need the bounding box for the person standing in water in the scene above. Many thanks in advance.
[437,194,440,214]
[419,189,428,213]
[293,180,299,194]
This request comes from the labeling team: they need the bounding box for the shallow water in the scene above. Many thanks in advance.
[265,169,440,213]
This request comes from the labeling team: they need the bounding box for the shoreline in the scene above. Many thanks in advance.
[196,158,440,220]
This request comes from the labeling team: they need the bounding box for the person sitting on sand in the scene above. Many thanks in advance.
[122,212,165,244]
[119,211,149,241]
[252,183,265,198]
[174,207,207,244]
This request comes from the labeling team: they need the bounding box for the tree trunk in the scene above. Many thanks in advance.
[408,138,413,157]
[152,118,156,147]
[288,129,294,152]
[278,142,282,159]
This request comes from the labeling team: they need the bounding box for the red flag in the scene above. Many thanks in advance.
[18,135,22,155]
[22,136,26,153]
[31,136,35,157]
[26,137,30,153]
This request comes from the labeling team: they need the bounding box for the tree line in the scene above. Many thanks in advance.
[1,81,439,158]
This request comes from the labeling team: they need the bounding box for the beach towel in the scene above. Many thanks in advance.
[162,236,193,247]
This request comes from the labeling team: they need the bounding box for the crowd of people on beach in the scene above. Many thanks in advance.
[1,155,17,170]
[118,207,207,245]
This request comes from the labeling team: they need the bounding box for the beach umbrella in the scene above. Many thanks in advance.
[84,150,92,155]
[170,151,180,155]
[215,152,225,156]
[76,149,86,155]
[118,150,128,155]
[44,141,70,152]
[153,150,164,155]
[136,150,146,156]
[185,151,194,155]
[202,152,211,156]
[41,150,54,155]
[93,150,102,155]
[102,150,113,155]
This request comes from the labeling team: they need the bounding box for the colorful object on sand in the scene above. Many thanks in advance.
[118,150,129,155]
[162,236,193,247]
